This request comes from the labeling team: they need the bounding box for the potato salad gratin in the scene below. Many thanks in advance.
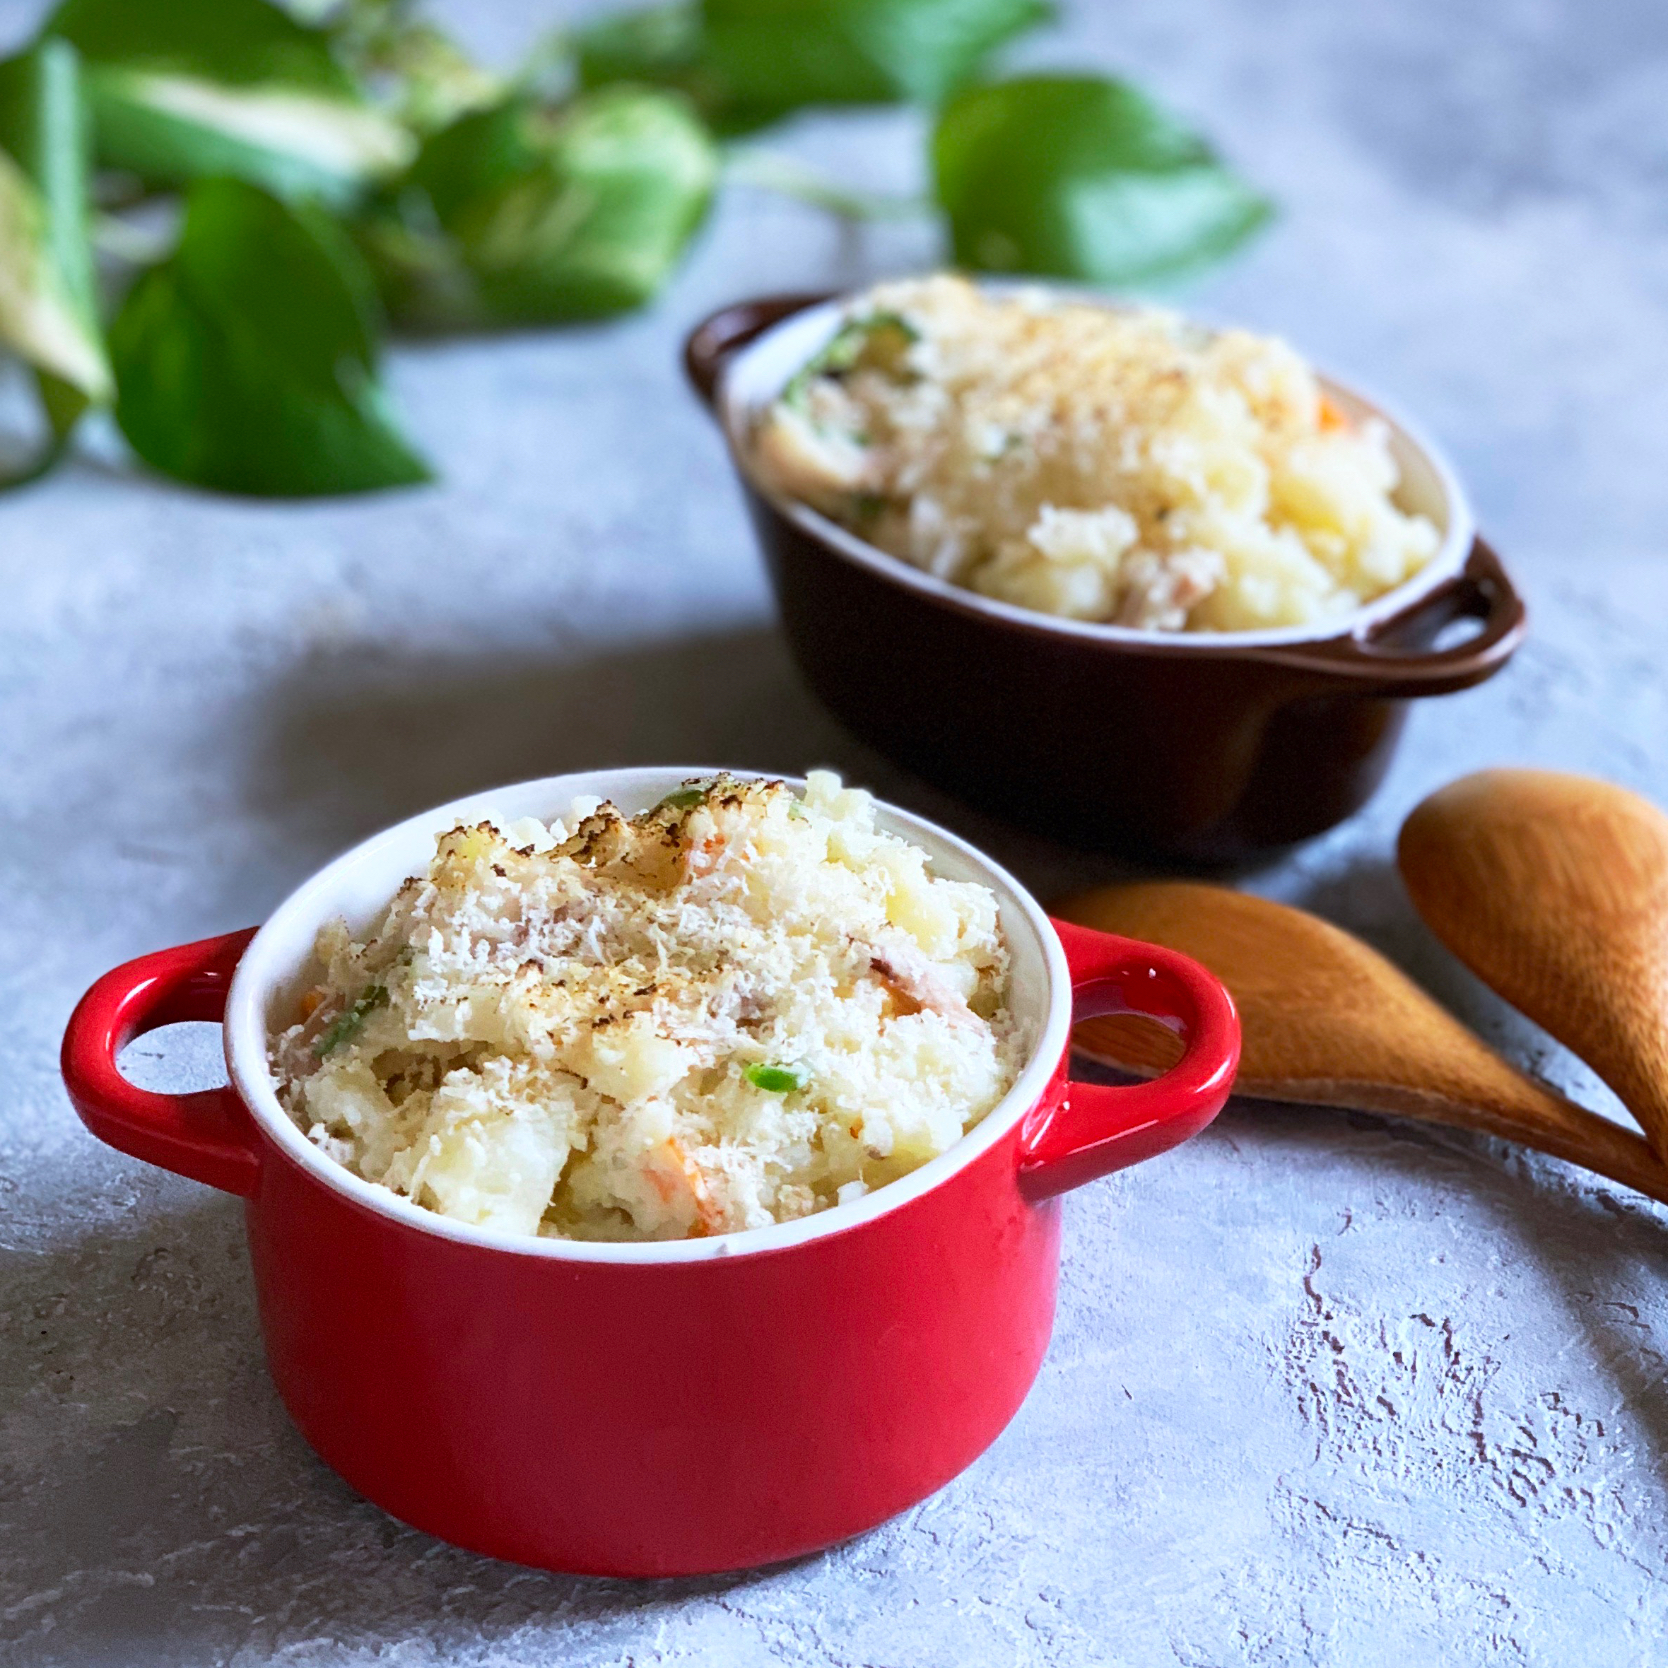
[270,774,1022,1242]
[751,275,1441,633]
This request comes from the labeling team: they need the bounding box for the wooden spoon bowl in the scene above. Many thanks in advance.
[1399,769,1668,1163]
[1053,880,1668,1206]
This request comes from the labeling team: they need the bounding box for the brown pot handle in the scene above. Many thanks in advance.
[683,293,832,410]
[1244,537,1526,696]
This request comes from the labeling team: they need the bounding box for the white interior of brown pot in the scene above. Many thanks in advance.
[223,768,1072,1264]
[718,288,1477,650]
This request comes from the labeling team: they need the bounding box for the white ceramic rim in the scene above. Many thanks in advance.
[716,283,1478,651]
[223,768,1072,1265]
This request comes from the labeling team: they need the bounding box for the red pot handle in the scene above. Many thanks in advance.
[60,928,262,1197]
[1018,919,1240,1200]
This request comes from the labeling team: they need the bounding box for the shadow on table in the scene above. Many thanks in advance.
[248,624,854,847]
[240,622,1132,905]
[0,1194,828,1668]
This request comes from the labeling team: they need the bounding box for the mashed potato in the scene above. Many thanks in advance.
[270,774,1021,1242]
[751,275,1441,632]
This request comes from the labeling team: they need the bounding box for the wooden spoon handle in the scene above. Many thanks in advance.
[1062,880,1668,1212]
[1243,1074,1668,1206]
[1078,1014,1668,1207]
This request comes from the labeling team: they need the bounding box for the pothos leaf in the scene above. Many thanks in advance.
[577,0,1049,129]
[109,175,431,495]
[704,0,1052,110]
[45,0,413,204]
[323,0,503,137]
[571,2,768,137]
[0,38,109,484]
[933,75,1272,287]
[363,85,718,330]
[574,3,704,98]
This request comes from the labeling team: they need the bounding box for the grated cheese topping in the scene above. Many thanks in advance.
[269,773,1022,1241]
[751,275,1442,632]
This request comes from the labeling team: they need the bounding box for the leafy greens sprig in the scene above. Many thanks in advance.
[0,0,1269,498]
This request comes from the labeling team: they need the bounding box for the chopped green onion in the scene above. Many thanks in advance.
[786,800,808,821]
[848,490,889,519]
[783,310,919,405]
[823,311,919,374]
[313,984,389,1057]
[656,783,707,811]
[745,1063,802,1093]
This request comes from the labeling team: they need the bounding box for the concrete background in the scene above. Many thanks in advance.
[4,0,1667,1661]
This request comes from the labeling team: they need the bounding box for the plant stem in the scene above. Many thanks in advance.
[726,149,931,223]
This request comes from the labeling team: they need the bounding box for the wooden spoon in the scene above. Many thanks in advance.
[1053,880,1668,1205]
[1399,770,1668,1164]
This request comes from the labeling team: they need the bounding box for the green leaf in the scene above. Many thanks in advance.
[0,37,110,468]
[575,3,704,95]
[46,0,413,203]
[933,76,1272,287]
[109,176,431,495]
[47,0,359,90]
[364,85,717,330]
[325,0,503,136]
[572,4,773,136]
[706,0,1050,110]
[744,1063,801,1093]
[577,0,1049,128]
[403,97,531,223]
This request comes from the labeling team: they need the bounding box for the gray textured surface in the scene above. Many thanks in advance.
[4,0,1668,1662]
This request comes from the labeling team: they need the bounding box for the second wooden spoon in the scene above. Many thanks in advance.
[1054,880,1668,1206]
[1399,768,1668,1164]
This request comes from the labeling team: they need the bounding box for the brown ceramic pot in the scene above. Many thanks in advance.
[686,292,1526,865]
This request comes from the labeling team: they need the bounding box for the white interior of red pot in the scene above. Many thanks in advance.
[718,288,1477,650]
[223,768,1071,1263]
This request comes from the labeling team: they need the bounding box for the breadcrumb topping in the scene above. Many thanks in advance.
[751,275,1441,632]
[270,774,1021,1241]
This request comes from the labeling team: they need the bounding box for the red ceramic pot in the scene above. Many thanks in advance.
[686,292,1527,864]
[61,769,1239,1577]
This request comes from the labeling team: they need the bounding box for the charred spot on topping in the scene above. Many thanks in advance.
[556,803,637,869]
[491,864,507,878]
